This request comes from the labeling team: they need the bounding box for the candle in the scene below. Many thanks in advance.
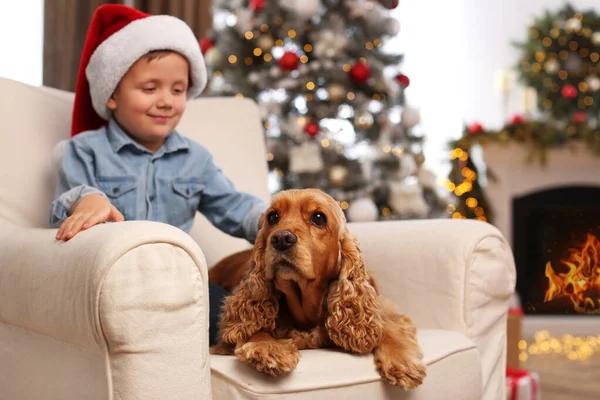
[521,87,538,113]
[495,69,513,94]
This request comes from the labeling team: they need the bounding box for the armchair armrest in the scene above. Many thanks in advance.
[349,219,516,399]
[0,221,211,400]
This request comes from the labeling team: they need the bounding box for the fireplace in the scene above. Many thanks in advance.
[513,186,600,315]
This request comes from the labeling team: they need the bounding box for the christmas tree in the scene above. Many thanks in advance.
[202,0,447,222]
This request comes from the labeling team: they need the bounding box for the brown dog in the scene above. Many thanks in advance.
[209,189,426,389]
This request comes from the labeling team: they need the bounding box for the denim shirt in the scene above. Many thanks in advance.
[49,118,268,243]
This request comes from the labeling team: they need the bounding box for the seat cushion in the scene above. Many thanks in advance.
[210,329,483,400]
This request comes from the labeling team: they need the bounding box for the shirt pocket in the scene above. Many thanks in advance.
[171,178,204,221]
[97,176,138,220]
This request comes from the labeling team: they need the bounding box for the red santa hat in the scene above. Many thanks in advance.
[71,4,207,136]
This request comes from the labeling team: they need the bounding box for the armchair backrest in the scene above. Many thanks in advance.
[0,77,270,265]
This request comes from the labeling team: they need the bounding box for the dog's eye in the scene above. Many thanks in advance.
[311,212,327,227]
[267,211,280,226]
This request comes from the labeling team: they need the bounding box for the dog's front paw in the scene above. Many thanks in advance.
[376,355,426,390]
[235,339,300,376]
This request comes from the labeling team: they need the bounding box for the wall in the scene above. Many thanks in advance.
[0,0,44,86]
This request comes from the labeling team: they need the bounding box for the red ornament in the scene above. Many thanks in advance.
[561,84,578,99]
[380,0,400,10]
[249,0,265,11]
[572,112,587,124]
[509,114,525,125]
[199,38,214,54]
[279,52,300,71]
[395,73,410,88]
[468,122,484,135]
[349,61,371,85]
[304,120,320,137]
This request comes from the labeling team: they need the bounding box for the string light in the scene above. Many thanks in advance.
[519,331,600,362]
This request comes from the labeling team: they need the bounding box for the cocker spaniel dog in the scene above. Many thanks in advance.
[209,189,426,390]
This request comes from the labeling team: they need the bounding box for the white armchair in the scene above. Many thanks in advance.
[0,77,516,400]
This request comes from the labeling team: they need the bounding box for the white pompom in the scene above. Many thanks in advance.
[389,179,429,217]
[289,142,324,173]
[51,139,68,170]
[347,197,379,222]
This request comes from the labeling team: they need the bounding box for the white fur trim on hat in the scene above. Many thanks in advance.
[86,15,207,120]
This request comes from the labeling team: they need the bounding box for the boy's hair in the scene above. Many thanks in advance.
[140,50,192,85]
[143,50,176,62]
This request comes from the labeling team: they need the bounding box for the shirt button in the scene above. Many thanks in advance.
[113,187,119,194]
[149,194,156,201]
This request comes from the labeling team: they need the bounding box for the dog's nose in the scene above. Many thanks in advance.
[271,230,297,251]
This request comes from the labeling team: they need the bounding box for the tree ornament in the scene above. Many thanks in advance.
[256,35,275,51]
[349,61,371,85]
[285,0,322,20]
[380,0,400,10]
[304,120,320,136]
[395,73,410,88]
[585,75,600,92]
[572,112,587,124]
[468,122,484,135]
[509,114,526,125]
[199,37,214,54]
[565,52,583,73]
[400,106,420,128]
[327,83,346,102]
[279,52,300,71]
[561,84,578,99]
[289,142,323,173]
[347,197,379,222]
[249,0,265,12]
[384,18,401,35]
[544,59,560,75]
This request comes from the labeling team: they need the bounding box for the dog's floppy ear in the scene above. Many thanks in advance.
[325,225,384,354]
[218,222,279,344]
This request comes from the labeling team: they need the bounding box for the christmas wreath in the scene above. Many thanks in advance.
[446,4,600,224]
[515,3,600,121]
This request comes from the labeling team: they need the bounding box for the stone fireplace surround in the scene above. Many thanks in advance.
[482,142,600,337]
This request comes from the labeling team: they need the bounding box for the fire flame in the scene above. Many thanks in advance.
[544,233,600,314]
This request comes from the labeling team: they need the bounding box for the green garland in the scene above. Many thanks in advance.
[447,117,600,224]
[514,3,600,120]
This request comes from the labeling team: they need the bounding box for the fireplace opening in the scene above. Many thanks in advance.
[513,186,600,315]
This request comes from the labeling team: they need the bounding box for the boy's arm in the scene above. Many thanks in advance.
[198,155,269,243]
[49,140,109,228]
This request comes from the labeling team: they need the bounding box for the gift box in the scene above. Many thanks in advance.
[506,367,541,400]
[506,306,523,369]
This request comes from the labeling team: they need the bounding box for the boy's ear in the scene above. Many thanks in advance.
[106,96,117,111]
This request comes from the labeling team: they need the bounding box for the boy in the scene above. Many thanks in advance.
[49,4,268,345]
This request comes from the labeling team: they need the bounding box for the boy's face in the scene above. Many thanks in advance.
[107,52,189,153]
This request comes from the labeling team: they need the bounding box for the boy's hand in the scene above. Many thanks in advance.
[56,194,124,241]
